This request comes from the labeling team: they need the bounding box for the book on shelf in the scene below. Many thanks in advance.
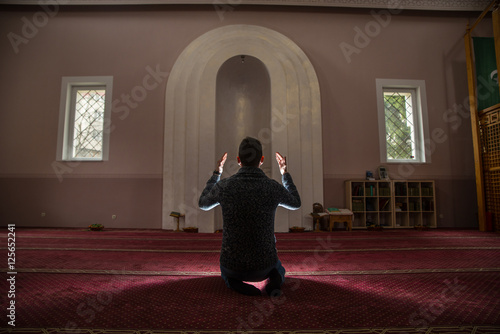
[394,183,407,196]
[409,188,420,196]
[365,185,376,196]
[352,185,364,196]
[379,187,390,196]
[422,200,434,211]
[379,198,390,211]
[421,188,433,196]
[352,199,364,211]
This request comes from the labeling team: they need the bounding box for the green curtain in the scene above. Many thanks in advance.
[473,37,500,111]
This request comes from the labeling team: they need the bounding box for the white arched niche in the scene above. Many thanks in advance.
[162,24,323,233]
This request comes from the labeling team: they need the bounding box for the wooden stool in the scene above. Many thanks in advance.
[328,209,353,231]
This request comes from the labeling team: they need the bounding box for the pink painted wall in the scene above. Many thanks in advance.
[0,5,492,229]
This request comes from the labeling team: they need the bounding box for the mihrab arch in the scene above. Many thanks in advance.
[162,24,323,232]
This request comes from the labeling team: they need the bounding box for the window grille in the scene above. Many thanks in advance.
[383,90,417,161]
[57,76,113,162]
[70,87,106,159]
[376,79,429,164]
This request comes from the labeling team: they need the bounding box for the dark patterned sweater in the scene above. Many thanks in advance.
[199,166,301,272]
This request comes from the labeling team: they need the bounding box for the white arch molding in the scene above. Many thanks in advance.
[162,24,323,232]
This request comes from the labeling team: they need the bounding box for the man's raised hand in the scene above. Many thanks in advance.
[275,152,288,175]
[216,152,228,174]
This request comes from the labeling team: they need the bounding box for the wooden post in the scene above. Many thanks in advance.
[493,3,500,97]
[464,26,487,231]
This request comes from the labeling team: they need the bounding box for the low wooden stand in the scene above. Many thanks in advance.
[170,213,185,232]
[310,213,328,232]
[328,209,353,231]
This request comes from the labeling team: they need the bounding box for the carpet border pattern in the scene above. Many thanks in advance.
[3,246,500,253]
[1,326,500,334]
[13,235,500,241]
[3,267,500,276]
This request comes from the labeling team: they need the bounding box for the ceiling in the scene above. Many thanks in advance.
[0,0,494,11]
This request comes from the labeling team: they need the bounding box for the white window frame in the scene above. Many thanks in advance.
[376,78,431,164]
[57,76,113,161]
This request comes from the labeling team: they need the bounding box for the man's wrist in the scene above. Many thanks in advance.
[213,170,221,175]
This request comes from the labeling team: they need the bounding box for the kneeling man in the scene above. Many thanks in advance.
[199,137,301,296]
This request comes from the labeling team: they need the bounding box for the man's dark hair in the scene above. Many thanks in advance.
[238,137,263,167]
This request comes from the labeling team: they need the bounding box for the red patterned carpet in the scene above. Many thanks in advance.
[1,228,500,334]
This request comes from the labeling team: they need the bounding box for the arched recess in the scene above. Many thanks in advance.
[162,24,323,232]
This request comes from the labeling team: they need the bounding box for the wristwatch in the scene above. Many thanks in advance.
[213,170,221,175]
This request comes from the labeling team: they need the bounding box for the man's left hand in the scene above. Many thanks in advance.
[216,152,228,174]
[276,152,288,175]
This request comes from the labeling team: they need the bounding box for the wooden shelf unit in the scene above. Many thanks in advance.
[345,180,436,229]
[393,180,436,228]
[345,180,393,229]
